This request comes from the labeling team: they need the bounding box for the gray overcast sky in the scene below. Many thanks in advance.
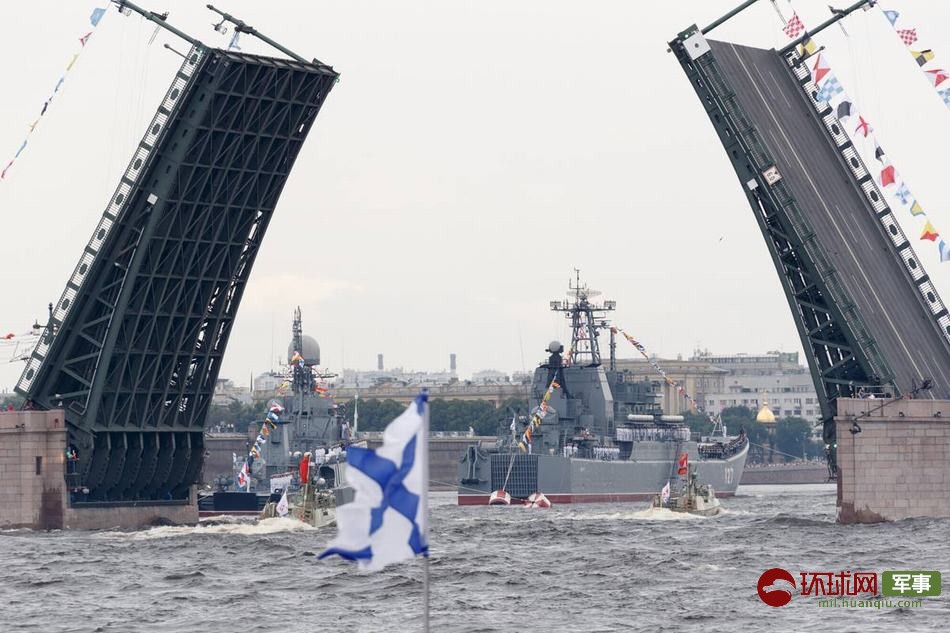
[3,0,950,391]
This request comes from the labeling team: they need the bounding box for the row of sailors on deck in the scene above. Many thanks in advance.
[616,426,691,443]
[311,446,345,464]
[562,444,622,460]
[562,444,580,458]
[592,446,622,461]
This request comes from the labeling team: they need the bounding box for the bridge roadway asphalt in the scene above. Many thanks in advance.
[708,39,950,398]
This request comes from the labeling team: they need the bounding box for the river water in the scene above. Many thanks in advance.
[2,485,947,633]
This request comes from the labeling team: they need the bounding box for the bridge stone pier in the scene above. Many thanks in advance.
[0,409,197,530]
[836,398,950,523]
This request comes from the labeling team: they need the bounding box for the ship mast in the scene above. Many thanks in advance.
[550,270,616,367]
[290,306,315,397]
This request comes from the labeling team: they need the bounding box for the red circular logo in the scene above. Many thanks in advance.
[757,568,796,607]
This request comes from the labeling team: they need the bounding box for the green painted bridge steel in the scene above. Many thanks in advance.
[16,42,337,502]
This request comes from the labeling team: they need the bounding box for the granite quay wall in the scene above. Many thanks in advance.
[836,398,950,523]
[0,409,197,530]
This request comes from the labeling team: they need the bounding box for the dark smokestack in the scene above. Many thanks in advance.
[450,353,457,372]
[377,354,384,371]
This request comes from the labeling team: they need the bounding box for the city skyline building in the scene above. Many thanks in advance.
[217,349,821,424]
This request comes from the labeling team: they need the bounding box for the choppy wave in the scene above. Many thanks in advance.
[2,489,948,633]
[567,506,706,521]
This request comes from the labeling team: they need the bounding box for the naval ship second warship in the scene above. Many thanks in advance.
[199,308,354,517]
[457,275,748,505]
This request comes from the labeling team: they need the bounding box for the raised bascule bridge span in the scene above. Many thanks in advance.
[13,1,338,504]
[669,0,950,475]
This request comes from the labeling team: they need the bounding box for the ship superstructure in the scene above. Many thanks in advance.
[199,308,352,516]
[258,308,351,493]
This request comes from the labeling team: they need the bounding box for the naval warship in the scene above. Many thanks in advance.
[199,308,354,516]
[457,276,749,505]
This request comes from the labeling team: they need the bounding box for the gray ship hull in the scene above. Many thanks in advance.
[458,439,748,505]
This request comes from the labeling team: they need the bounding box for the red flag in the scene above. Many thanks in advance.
[79,31,92,47]
[880,165,896,187]
[299,453,310,482]
[898,28,918,46]
[811,54,830,84]
[854,116,873,138]
[783,13,805,39]
[926,69,949,87]
[676,452,689,476]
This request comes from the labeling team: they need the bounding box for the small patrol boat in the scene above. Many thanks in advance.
[260,450,337,528]
[652,463,722,517]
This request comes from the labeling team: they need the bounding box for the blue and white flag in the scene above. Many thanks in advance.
[816,76,844,105]
[895,183,912,205]
[90,7,106,27]
[320,393,429,571]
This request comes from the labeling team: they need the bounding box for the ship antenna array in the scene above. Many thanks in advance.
[550,270,615,366]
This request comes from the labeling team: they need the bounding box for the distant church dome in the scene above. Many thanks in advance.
[288,335,320,366]
[756,399,776,424]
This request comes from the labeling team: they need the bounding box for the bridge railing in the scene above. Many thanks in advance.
[17,45,208,395]
[693,49,893,384]
[783,49,950,349]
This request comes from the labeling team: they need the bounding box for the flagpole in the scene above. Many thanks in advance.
[421,391,431,633]
[423,555,430,633]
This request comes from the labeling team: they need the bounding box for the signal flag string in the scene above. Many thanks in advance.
[779,8,950,264]
[236,401,285,490]
[612,328,719,426]
[1,6,107,182]
[497,343,574,494]
[878,6,950,110]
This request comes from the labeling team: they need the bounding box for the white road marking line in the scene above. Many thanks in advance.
[851,274,874,316]
[931,356,950,392]
[767,70,792,109]
[838,203,873,251]
[768,129,792,167]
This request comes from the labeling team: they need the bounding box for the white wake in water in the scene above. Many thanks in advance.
[115,517,315,540]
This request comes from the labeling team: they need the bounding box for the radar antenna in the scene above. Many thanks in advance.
[549,270,616,366]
